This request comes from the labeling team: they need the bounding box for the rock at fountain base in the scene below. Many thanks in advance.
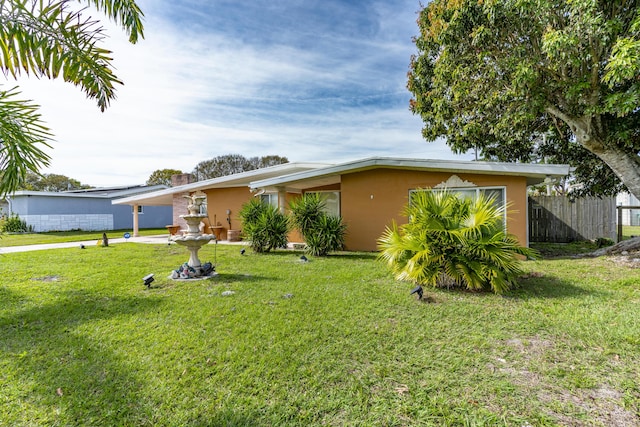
[169,272,218,282]
[169,261,218,281]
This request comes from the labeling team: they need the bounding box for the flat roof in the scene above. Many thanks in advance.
[10,185,168,200]
[250,157,571,191]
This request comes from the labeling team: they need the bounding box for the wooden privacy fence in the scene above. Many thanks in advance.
[528,196,616,243]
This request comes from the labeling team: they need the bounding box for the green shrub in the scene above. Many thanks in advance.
[239,199,289,253]
[378,189,537,294]
[0,213,33,233]
[288,193,325,236]
[289,193,347,256]
[595,237,614,248]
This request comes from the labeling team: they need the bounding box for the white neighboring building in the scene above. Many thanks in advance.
[617,192,640,226]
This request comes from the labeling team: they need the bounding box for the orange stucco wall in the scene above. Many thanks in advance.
[203,187,305,243]
[203,187,253,240]
[340,169,529,251]
[198,169,530,251]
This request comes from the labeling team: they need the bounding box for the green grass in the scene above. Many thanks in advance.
[0,228,167,247]
[532,226,640,257]
[530,240,600,258]
[1,243,639,426]
[623,225,640,240]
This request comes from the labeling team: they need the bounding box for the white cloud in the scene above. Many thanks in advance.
[10,0,467,187]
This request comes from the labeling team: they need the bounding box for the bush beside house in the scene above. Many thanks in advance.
[378,190,537,294]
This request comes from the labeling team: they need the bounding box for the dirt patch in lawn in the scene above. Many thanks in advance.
[608,251,640,268]
[31,275,60,282]
[488,337,639,426]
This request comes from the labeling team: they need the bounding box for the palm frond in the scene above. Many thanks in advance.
[0,86,52,197]
[83,0,145,43]
[0,0,144,111]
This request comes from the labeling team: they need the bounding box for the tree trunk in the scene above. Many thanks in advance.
[588,146,640,201]
[590,236,640,257]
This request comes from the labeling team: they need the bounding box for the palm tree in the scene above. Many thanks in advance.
[0,0,145,196]
[378,189,537,294]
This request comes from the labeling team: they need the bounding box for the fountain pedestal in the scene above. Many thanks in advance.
[170,195,216,279]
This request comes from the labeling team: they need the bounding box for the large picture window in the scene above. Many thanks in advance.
[410,187,507,225]
[306,191,340,217]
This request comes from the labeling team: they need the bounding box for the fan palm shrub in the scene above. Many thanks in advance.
[378,190,537,294]
[239,199,289,253]
[289,193,347,256]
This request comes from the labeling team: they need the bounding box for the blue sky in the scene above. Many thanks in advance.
[17,0,473,187]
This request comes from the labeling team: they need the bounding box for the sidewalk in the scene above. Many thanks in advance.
[0,235,249,254]
[0,234,172,254]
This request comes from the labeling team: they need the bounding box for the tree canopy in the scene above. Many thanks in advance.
[408,0,640,199]
[193,154,289,181]
[18,172,90,192]
[0,0,145,197]
[146,168,183,186]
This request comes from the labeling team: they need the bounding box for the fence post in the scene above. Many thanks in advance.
[618,206,623,242]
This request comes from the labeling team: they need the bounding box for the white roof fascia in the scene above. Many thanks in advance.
[250,157,571,190]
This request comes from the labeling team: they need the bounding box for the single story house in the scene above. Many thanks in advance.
[7,185,172,232]
[113,157,569,251]
[112,162,332,239]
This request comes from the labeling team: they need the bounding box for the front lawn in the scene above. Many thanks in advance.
[1,243,638,426]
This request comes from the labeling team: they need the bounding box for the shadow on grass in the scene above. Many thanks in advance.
[510,275,605,300]
[416,274,603,301]
[0,289,163,425]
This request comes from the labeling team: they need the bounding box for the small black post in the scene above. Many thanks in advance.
[617,206,623,243]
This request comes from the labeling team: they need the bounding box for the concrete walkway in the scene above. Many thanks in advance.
[0,234,215,254]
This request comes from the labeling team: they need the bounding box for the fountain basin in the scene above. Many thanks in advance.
[169,197,217,279]
[171,234,214,272]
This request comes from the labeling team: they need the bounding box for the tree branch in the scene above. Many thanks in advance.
[545,105,605,152]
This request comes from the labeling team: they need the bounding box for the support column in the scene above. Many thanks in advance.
[277,187,287,214]
[133,204,140,237]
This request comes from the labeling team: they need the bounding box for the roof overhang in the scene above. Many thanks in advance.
[112,162,333,206]
[10,185,168,200]
[250,157,571,191]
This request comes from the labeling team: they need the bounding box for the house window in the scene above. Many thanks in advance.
[133,205,144,214]
[260,193,278,207]
[410,187,507,226]
[306,191,340,217]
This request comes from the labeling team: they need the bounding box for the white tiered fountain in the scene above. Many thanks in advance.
[170,194,216,279]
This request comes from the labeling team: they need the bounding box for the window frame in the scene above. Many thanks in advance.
[305,190,341,217]
[409,186,508,227]
[260,193,279,207]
